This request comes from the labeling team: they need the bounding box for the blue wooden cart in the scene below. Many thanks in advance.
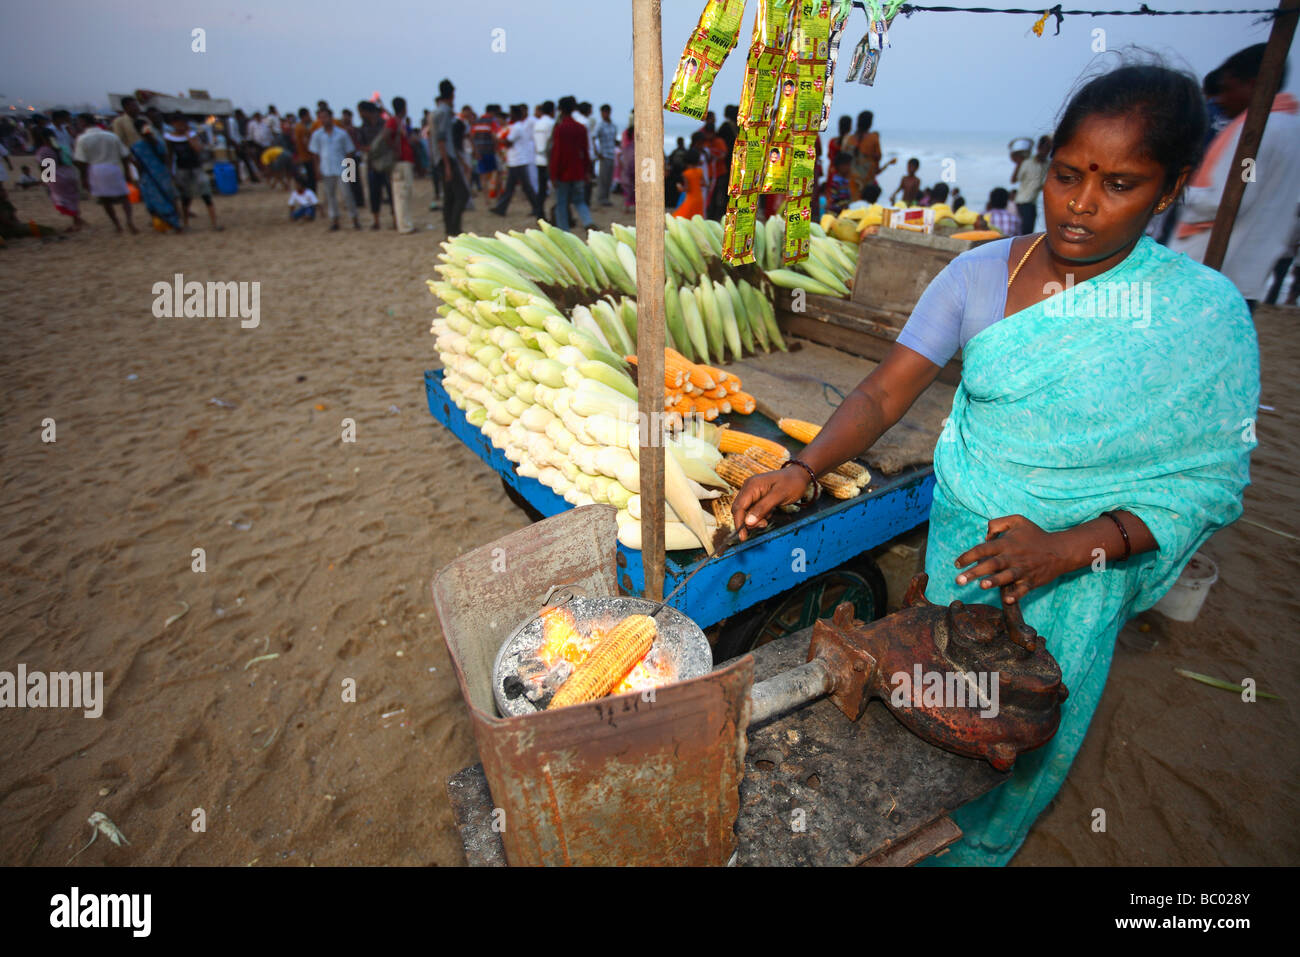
[426,368,935,654]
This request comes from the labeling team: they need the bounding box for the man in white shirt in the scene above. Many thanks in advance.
[1172,43,1300,306]
[309,107,360,230]
[533,101,556,207]
[73,117,137,233]
[1011,135,1050,234]
[491,103,542,218]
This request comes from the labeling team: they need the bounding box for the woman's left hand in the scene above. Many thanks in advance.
[954,514,1073,604]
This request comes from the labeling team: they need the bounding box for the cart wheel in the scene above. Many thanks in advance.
[498,476,546,523]
[712,555,888,663]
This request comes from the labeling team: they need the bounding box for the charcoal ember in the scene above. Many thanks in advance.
[502,675,526,700]
[542,660,574,692]
[536,691,555,710]
[516,657,548,682]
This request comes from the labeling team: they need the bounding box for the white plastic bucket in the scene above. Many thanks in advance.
[1152,553,1219,622]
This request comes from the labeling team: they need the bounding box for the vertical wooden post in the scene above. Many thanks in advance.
[1203,0,1299,272]
[633,0,667,600]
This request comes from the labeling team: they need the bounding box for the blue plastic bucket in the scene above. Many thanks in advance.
[212,162,238,195]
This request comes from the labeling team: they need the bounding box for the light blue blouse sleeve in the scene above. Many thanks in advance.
[896,256,969,367]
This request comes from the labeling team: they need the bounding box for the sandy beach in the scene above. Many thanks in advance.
[1,173,1296,866]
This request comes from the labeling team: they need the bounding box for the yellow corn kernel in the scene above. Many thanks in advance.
[717,428,789,461]
[549,614,657,708]
[777,417,822,444]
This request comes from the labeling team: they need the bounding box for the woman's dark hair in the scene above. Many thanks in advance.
[1219,43,1273,84]
[856,110,873,133]
[837,115,851,136]
[1053,63,1208,192]
[558,95,577,114]
[685,147,701,165]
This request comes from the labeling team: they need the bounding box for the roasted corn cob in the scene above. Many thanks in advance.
[717,428,789,461]
[836,459,872,488]
[716,453,768,489]
[742,444,865,491]
[549,614,657,708]
[820,471,861,500]
[711,493,736,530]
[777,417,822,444]
[742,445,788,472]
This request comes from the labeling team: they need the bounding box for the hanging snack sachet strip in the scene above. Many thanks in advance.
[723,0,796,263]
[845,0,905,87]
[664,0,749,120]
[818,1,853,131]
[775,0,833,264]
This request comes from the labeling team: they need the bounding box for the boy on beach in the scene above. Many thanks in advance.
[288,178,318,221]
[891,157,921,205]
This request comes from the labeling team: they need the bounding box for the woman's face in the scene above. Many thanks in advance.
[1043,113,1178,264]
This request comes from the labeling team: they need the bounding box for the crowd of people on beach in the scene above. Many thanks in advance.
[2,46,1296,304]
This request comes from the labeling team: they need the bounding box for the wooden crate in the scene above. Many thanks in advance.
[850,227,977,325]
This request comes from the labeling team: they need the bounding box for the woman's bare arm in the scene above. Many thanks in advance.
[731,343,945,538]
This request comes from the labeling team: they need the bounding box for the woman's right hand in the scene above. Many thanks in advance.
[730,467,810,541]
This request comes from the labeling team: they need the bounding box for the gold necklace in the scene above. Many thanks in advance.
[1007,233,1045,290]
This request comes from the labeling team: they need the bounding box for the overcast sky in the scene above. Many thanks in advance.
[2,0,1292,133]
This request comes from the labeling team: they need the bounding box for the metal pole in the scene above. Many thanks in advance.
[748,659,835,727]
[1203,0,1299,272]
[633,0,667,600]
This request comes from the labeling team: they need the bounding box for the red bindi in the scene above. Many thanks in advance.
[1089,163,1099,171]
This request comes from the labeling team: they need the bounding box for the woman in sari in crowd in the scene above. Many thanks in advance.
[129,119,182,232]
[840,110,894,201]
[732,62,1259,866]
[33,127,86,230]
[616,116,636,211]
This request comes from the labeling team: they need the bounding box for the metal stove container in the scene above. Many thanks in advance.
[432,504,752,866]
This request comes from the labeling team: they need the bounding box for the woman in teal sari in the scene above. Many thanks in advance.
[129,119,182,231]
[731,64,1259,865]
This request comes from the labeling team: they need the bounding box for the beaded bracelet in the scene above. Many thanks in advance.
[1100,510,1131,562]
[784,458,821,504]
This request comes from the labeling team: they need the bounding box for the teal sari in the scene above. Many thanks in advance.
[918,235,1259,866]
